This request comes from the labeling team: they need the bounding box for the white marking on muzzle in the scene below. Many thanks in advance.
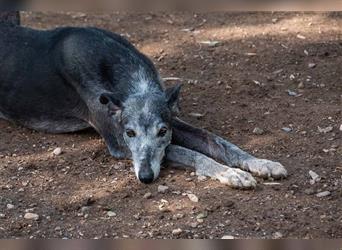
[132,150,165,181]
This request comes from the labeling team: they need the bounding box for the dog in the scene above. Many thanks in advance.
[0,18,287,187]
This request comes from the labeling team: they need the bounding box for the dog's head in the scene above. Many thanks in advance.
[99,84,181,183]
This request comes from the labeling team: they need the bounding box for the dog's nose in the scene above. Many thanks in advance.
[138,169,154,184]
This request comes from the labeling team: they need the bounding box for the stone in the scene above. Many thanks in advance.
[143,192,152,199]
[318,126,333,134]
[197,175,207,181]
[316,191,331,198]
[172,228,183,236]
[24,213,39,220]
[189,112,205,118]
[6,204,14,210]
[158,185,169,193]
[196,212,208,220]
[309,170,320,182]
[273,232,283,239]
[221,235,235,239]
[199,41,220,47]
[81,206,90,213]
[297,34,306,40]
[187,194,199,203]
[107,211,117,217]
[190,222,198,228]
[298,82,305,89]
[304,188,315,195]
[282,127,292,133]
[52,147,63,156]
[308,63,316,69]
[253,127,265,135]
[287,90,298,96]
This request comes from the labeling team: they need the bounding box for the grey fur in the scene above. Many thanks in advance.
[0,24,288,187]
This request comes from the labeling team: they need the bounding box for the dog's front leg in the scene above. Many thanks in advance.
[172,118,287,179]
[165,145,257,189]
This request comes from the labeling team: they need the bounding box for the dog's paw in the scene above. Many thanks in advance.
[216,168,257,189]
[242,159,288,179]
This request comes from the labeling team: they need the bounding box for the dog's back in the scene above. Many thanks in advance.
[0,23,164,132]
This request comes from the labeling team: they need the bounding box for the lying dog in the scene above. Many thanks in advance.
[0,19,287,188]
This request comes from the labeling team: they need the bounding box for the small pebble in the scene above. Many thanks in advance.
[339,124,342,131]
[7,204,14,210]
[282,127,292,133]
[0,213,5,218]
[287,90,298,96]
[253,127,264,135]
[273,232,283,239]
[316,191,331,198]
[318,126,333,134]
[197,175,207,181]
[304,188,315,195]
[158,185,169,193]
[190,222,198,228]
[309,170,320,183]
[172,228,183,236]
[221,235,235,239]
[107,211,117,217]
[196,212,208,220]
[308,63,316,69]
[298,82,305,89]
[81,206,90,213]
[24,212,39,220]
[52,147,63,156]
[143,192,152,199]
[199,41,220,47]
[297,34,306,39]
[189,112,205,118]
[158,205,170,213]
[187,194,199,203]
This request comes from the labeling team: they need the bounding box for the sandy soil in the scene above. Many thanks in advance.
[0,12,341,239]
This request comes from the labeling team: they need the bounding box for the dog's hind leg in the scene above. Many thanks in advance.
[165,145,257,189]
[172,118,287,179]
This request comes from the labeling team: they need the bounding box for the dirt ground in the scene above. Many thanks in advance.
[0,12,341,239]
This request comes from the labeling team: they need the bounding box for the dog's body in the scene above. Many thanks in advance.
[0,22,287,187]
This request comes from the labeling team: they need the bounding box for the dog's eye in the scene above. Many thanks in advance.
[158,127,168,137]
[126,129,136,138]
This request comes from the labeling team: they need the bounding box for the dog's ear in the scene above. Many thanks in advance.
[166,84,182,115]
[99,93,122,116]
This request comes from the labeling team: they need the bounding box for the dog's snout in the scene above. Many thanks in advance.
[138,168,154,184]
